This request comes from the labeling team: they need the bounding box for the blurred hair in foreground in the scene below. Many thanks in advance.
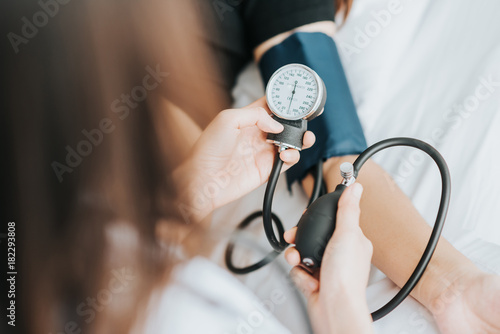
[1,0,224,333]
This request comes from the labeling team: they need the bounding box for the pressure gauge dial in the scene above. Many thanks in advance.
[266,64,326,121]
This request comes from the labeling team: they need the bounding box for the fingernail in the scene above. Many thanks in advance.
[352,183,363,199]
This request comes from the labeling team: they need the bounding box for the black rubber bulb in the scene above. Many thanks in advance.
[294,184,346,268]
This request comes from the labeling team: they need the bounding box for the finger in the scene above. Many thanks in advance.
[222,108,283,133]
[279,149,300,165]
[302,131,316,150]
[336,183,363,231]
[284,227,297,244]
[285,247,301,266]
[290,266,319,299]
[244,96,272,114]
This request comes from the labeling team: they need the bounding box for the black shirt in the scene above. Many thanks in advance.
[198,0,336,90]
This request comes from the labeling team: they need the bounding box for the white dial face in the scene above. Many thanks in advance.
[268,65,319,119]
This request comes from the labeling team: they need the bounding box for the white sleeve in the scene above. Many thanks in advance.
[144,257,293,334]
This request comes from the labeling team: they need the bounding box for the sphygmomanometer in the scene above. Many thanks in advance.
[225,32,451,321]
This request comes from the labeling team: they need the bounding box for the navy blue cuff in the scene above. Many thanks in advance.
[258,32,367,187]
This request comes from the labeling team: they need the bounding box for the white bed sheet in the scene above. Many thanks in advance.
[211,0,500,333]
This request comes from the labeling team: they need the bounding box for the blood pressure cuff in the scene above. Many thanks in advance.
[259,32,367,187]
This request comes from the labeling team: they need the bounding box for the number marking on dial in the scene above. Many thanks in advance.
[270,66,318,119]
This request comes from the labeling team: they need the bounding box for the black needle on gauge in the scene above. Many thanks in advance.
[287,80,298,113]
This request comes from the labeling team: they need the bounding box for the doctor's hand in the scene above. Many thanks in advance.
[174,97,315,223]
[284,183,374,334]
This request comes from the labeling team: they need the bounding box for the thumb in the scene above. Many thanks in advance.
[335,183,363,232]
[290,267,319,300]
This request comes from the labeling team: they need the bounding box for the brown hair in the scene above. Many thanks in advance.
[1,0,219,333]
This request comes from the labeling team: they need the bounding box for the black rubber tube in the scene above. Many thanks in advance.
[263,153,288,251]
[308,161,324,207]
[352,138,451,321]
[225,211,284,274]
[225,154,324,274]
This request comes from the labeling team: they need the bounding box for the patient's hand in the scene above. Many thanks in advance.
[284,183,374,334]
[174,97,315,223]
[433,273,500,334]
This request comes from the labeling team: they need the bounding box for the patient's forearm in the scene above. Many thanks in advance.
[316,156,482,311]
